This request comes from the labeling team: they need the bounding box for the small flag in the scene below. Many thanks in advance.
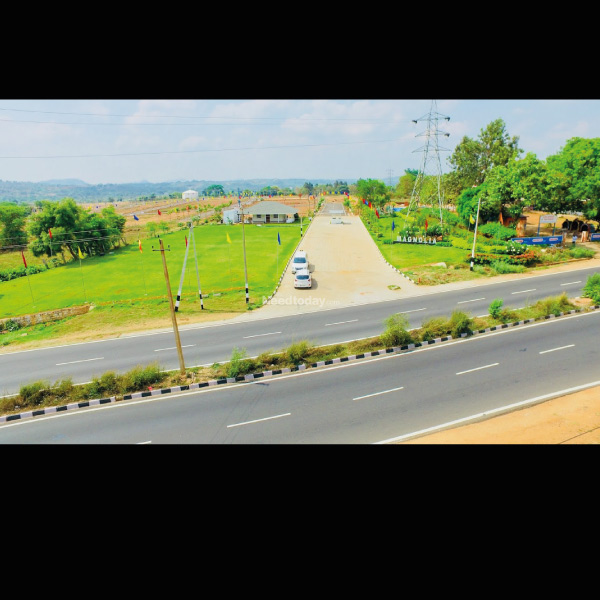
[78,246,84,259]
[392,220,395,231]
[48,228,53,239]
[499,212,504,226]
[226,232,232,244]
[21,251,27,268]
[277,232,281,246]
[470,214,475,225]
[368,201,372,209]
[158,210,162,215]
[133,214,139,221]
[138,239,143,253]
[375,209,380,218]
[185,236,188,247]
[425,219,428,231]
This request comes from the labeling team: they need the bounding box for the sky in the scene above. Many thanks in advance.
[0,99,598,186]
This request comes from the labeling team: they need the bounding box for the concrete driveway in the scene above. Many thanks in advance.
[243,201,419,317]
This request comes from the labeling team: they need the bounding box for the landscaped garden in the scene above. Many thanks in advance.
[358,202,597,285]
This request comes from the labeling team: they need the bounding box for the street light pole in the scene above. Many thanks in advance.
[154,237,186,374]
[470,195,482,271]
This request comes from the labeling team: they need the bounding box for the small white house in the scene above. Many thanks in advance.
[182,189,199,201]
[245,200,296,224]
[223,208,240,224]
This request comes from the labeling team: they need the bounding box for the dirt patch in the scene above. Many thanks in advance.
[398,385,600,444]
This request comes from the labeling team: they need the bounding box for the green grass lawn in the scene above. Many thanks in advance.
[0,222,302,318]
[363,213,467,268]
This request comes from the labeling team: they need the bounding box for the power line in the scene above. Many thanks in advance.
[0,106,411,125]
[0,137,406,160]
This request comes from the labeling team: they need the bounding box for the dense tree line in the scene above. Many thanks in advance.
[393,118,600,227]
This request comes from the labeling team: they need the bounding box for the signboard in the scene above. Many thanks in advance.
[396,235,437,245]
[511,236,563,246]
[591,233,600,242]
[539,214,557,224]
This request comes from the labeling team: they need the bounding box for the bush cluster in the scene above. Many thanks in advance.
[583,273,600,304]
[0,263,46,282]
[418,310,474,341]
[478,222,517,241]
[469,250,537,266]
[1,363,167,414]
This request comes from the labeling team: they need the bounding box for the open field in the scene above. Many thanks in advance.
[1,221,302,319]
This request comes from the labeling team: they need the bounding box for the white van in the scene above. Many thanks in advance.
[291,250,308,274]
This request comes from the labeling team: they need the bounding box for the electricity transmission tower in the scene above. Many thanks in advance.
[405,100,451,225]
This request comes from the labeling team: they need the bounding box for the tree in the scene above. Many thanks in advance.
[203,184,225,197]
[456,185,484,226]
[396,170,417,199]
[506,153,548,211]
[546,137,600,220]
[0,202,29,250]
[27,198,83,261]
[302,182,314,196]
[448,119,523,189]
[356,178,389,206]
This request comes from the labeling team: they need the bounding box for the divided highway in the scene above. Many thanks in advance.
[0,265,598,397]
[1,309,598,443]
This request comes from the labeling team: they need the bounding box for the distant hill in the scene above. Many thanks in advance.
[40,178,91,186]
[0,178,355,203]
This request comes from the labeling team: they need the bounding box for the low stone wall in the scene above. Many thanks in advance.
[1,305,91,328]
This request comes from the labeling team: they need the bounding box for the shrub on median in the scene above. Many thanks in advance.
[583,273,600,304]
[380,313,413,347]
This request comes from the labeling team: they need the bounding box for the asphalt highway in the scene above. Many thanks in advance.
[1,309,598,443]
[0,264,598,397]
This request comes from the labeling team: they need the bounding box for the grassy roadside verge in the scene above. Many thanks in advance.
[2,292,596,419]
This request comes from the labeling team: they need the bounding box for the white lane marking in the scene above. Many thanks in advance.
[560,281,581,286]
[137,441,152,444]
[376,379,600,444]
[155,345,195,352]
[456,363,499,375]
[353,386,404,401]
[243,331,282,338]
[325,319,358,326]
[512,289,536,294]
[457,297,485,304]
[3,265,596,357]
[227,412,291,428]
[539,344,575,354]
[6,312,598,431]
[56,357,104,366]
[398,308,427,314]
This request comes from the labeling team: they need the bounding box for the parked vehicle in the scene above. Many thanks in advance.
[294,268,312,288]
[291,250,308,274]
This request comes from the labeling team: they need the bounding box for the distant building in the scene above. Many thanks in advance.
[244,200,296,224]
[182,189,199,201]
[223,208,240,224]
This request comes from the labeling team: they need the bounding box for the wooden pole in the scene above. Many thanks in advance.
[155,237,186,374]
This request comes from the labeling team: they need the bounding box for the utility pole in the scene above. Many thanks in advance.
[153,237,186,374]
[241,204,249,304]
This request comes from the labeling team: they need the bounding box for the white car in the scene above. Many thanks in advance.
[294,268,312,288]
[291,250,308,274]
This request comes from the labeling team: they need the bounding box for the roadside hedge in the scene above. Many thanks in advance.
[0,259,60,282]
